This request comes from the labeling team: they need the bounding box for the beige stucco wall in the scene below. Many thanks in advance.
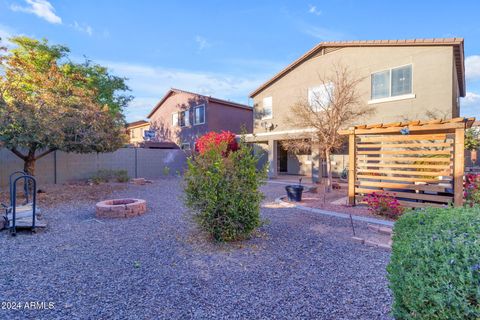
[253,45,458,133]
[128,124,150,145]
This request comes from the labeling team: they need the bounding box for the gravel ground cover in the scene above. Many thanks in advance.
[281,180,394,222]
[0,178,392,319]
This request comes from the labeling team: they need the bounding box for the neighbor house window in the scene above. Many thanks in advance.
[179,110,190,127]
[308,83,334,112]
[194,105,205,125]
[181,142,191,150]
[172,112,178,126]
[262,96,272,119]
[371,65,412,100]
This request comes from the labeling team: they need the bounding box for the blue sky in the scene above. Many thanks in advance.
[1,0,479,122]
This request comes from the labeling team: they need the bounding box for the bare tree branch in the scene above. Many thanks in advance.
[283,63,375,191]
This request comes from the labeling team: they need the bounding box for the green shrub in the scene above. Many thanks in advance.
[91,169,111,184]
[183,133,267,242]
[163,166,170,176]
[91,169,129,183]
[115,170,129,182]
[387,206,480,319]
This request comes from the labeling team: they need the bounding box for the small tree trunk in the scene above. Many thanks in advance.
[24,156,36,176]
[325,148,332,193]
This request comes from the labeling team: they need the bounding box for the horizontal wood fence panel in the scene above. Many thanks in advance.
[356,180,452,192]
[343,118,473,207]
[357,156,452,162]
[356,142,453,149]
[355,187,453,203]
[356,174,452,183]
[357,150,452,155]
[356,163,451,170]
[357,169,451,176]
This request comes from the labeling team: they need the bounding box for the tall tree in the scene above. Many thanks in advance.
[282,64,374,192]
[0,36,132,175]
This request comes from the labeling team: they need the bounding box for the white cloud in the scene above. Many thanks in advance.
[461,91,480,118]
[308,5,322,16]
[71,21,93,36]
[302,25,346,40]
[466,55,480,80]
[463,91,480,106]
[0,25,16,48]
[10,0,62,24]
[195,36,211,51]
[100,60,268,121]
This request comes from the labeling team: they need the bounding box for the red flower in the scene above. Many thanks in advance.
[195,131,239,156]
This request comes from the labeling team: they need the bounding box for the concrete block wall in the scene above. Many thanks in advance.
[0,148,187,188]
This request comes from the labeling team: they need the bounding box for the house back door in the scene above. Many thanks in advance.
[278,144,288,173]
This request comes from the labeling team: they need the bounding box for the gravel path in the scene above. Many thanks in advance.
[0,178,392,319]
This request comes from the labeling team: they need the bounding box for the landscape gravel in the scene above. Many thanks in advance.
[0,178,392,319]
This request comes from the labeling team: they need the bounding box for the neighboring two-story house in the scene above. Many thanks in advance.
[248,38,466,181]
[126,120,150,146]
[147,88,253,150]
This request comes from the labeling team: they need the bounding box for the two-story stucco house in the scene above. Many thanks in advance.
[147,88,253,150]
[248,38,466,182]
[126,120,150,146]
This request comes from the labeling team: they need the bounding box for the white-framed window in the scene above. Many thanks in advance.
[172,112,178,126]
[371,65,412,100]
[130,130,135,139]
[262,96,273,119]
[179,110,190,127]
[308,83,334,112]
[194,105,205,125]
[181,142,191,150]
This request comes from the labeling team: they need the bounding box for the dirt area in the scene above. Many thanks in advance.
[284,180,395,222]
[0,181,128,209]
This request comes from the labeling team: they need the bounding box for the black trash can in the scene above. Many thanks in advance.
[285,185,304,202]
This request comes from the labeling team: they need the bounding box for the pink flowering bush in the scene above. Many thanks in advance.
[195,131,238,156]
[464,173,480,207]
[363,191,404,219]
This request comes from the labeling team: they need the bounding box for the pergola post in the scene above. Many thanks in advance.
[454,127,465,207]
[348,131,356,205]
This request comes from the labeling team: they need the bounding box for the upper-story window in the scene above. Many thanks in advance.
[172,112,178,127]
[194,105,205,125]
[179,110,190,127]
[262,96,273,119]
[308,83,334,112]
[371,65,412,100]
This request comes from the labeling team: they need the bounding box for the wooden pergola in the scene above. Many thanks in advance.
[340,117,475,208]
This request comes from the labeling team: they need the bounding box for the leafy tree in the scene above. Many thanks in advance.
[0,36,132,175]
[465,128,480,151]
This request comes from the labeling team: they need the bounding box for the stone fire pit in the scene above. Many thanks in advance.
[96,198,147,218]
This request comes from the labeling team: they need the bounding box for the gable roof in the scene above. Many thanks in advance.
[126,120,149,129]
[147,88,252,118]
[249,38,465,98]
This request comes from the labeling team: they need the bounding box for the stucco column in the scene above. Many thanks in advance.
[311,142,321,184]
[267,139,278,178]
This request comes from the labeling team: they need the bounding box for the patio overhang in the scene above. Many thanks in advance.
[241,128,317,143]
